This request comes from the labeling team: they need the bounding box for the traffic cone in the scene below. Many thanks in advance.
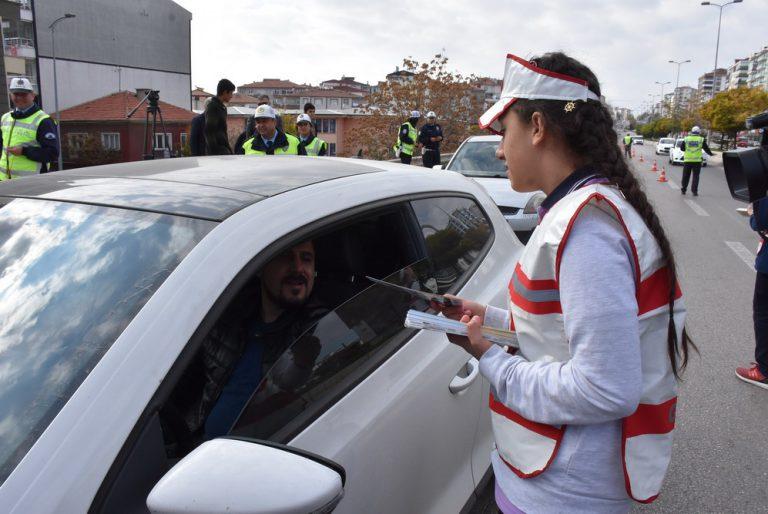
[658,166,668,183]
[651,160,658,172]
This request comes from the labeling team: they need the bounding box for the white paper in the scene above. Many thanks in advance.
[405,310,518,348]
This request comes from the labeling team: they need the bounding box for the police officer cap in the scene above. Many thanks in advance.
[9,77,34,93]
[254,104,276,119]
[296,113,312,124]
[691,126,701,134]
[426,111,436,119]
[410,110,421,119]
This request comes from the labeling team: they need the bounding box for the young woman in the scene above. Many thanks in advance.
[436,52,694,513]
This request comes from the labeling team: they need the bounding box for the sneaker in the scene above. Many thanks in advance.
[735,363,768,390]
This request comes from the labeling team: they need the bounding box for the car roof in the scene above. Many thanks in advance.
[464,134,502,142]
[0,156,394,221]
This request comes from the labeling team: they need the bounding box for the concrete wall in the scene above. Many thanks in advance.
[38,58,191,112]
[34,0,191,110]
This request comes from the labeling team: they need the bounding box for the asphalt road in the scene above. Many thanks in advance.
[628,142,768,513]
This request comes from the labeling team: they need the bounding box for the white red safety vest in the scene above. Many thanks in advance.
[490,183,685,503]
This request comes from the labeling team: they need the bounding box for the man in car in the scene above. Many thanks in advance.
[170,240,327,444]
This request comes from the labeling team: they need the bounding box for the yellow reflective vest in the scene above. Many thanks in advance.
[394,122,418,157]
[302,136,327,156]
[243,133,300,155]
[0,109,51,180]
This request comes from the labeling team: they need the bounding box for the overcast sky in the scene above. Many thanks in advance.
[174,0,767,113]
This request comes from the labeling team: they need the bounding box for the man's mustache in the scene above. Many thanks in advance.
[282,274,308,286]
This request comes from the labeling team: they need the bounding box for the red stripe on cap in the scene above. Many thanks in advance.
[624,397,677,438]
[637,267,683,315]
[478,97,517,134]
[489,393,564,440]
[506,53,590,87]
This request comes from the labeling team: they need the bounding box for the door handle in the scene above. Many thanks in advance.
[449,357,480,394]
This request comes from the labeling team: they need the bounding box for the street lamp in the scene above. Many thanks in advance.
[49,13,76,172]
[655,81,671,115]
[668,59,691,117]
[701,0,742,99]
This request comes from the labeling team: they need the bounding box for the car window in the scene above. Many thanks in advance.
[660,138,674,144]
[410,196,493,293]
[446,141,506,177]
[0,199,213,486]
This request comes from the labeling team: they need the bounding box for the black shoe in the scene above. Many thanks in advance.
[680,189,686,195]
[693,192,698,197]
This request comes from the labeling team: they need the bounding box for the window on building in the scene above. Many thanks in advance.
[329,143,336,156]
[342,98,350,108]
[67,133,88,157]
[154,133,173,150]
[180,133,188,148]
[329,98,339,108]
[101,133,121,151]
[320,119,336,134]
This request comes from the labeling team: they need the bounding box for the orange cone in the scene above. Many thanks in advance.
[651,160,658,172]
[657,166,668,183]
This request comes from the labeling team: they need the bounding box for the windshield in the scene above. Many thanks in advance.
[0,199,213,485]
[660,138,674,144]
[446,141,507,177]
[676,140,684,147]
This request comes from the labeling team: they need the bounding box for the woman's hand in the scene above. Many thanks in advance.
[452,314,493,359]
[431,295,486,321]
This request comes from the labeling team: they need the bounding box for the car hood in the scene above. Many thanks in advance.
[470,176,534,208]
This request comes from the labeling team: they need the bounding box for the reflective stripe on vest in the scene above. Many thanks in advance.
[494,183,684,503]
[393,122,418,156]
[243,133,300,155]
[0,110,49,179]
[683,135,703,162]
[303,137,326,156]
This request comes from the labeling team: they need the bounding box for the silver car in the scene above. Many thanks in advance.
[442,135,544,243]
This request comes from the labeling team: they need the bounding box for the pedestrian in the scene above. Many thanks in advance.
[680,126,713,196]
[258,95,284,132]
[434,52,693,513]
[623,132,632,159]
[190,112,206,156]
[204,78,235,155]
[241,104,305,156]
[0,77,59,178]
[418,111,443,168]
[304,102,319,135]
[296,114,327,156]
[735,200,768,389]
[393,110,420,165]
[234,116,256,155]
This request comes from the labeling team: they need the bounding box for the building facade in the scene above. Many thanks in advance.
[748,47,768,91]
[191,86,212,111]
[237,79,307,109]
[697,68,727,100]
[33,0,192,112]
[0,0,36,112]
[727,58,751,90]
[319,76,372,94]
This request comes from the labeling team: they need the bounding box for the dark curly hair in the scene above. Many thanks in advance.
[510,52,695,378]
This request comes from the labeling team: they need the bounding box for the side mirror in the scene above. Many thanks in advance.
[432,164,444,170]
[147,438,345,514]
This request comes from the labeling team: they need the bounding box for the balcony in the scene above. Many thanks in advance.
[3,37,36,59]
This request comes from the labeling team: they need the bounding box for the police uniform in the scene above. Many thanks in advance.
[299,135,327,156]
[0,102,59,179]
[680,131,712,196]
[242,131,304,155]
[623,134,632,159]
[393,114,419,165]
[419,121,443,168]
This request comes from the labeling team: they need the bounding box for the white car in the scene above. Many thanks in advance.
[0,156,519,514]
[655,137,675,155]
[669,138,708,166]
[440,135,544,244]
[632,136,644,145]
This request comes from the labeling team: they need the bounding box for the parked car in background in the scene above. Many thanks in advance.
[632,136,644,145]
[670,138,708,166]
[656,138,675,155]
[0,156,518,514]
[441,135,544,244]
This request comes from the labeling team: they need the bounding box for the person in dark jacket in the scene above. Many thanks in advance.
[736,199,768,390]
[204,78,235,155]
[189,113,206,156]
[234,115,256,155]
[167,240,328,445]
[418,111,443,168]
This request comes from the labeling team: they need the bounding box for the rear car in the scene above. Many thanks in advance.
[670,138,708,166]
[656,137,675,155]
[632,136,644,145]
[442,135,544,244]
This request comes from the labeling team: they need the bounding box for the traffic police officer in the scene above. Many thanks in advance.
[623,133,632,159]
[296,114,327,156]
[680,125,713,196]
[0,77,59,179]
[393,110,420,165]
[242,105,305,156]
[418,111,443,168]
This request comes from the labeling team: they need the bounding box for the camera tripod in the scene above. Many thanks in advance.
[127,90,170,160]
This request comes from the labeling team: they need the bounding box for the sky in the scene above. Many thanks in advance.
[174,0,768,114]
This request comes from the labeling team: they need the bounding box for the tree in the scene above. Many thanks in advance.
[63,134,121,168]
[700,87,768,149]
[344,54,485,159]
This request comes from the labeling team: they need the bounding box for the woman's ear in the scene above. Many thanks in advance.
[530,112,546,147]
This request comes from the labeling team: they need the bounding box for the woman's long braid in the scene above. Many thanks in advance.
[512,52,696,378]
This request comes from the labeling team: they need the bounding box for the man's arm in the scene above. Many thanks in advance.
[680,141,686,151]
[23,118,59,165]
[318,141,327,156]
[399,124,414,144]
[417,127,429,145]
[750,198,768,232]
[703,140,714,156]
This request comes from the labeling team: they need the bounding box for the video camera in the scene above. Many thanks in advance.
[724,111,768,202]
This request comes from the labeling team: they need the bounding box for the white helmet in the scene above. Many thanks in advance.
[296,113,312,124]
[253,104,276,119]
[691,126,701,134]
[426,111,436,119]
[8,77,34,93]
[410,110,421,119]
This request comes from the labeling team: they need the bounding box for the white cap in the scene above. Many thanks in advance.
[479,53,600,134]
[410,110,421,118]
[691,126,701,134]
[253,104,276,119]
[9,77,34,93]
[426,111,436,118]
[296,113,312,124]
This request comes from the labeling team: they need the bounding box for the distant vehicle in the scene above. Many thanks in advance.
[632,136,644,145]
[670,138,708,166]
[656,138,675,155]
[441,135,544,244]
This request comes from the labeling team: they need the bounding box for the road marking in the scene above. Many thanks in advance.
[666,178,679,190]
[725,241,756,271]
[684,199,709,216]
